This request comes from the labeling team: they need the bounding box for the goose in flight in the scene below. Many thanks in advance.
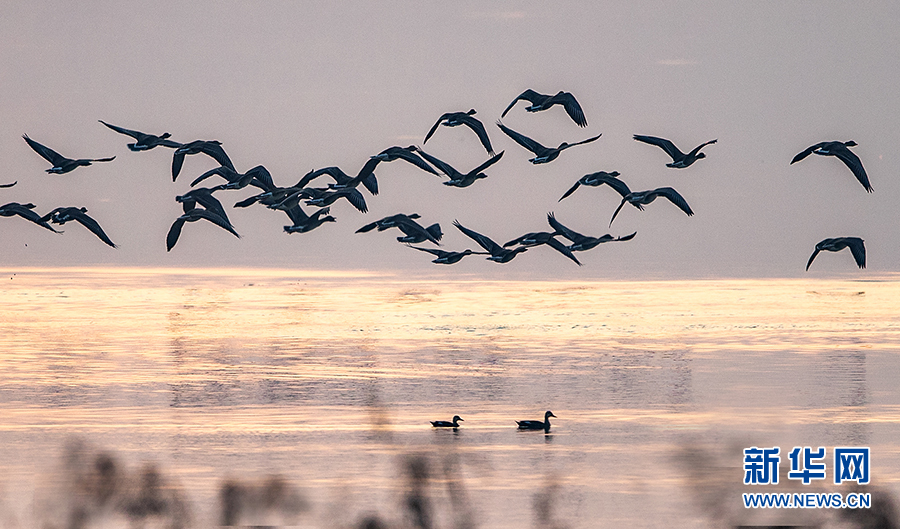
[98,121,180,151]
[424,109,494,154]
[516,411,556,431]
[41,207,117,247]
[501,89,587,127]
[175,187,232,227]
[0,202,61,232]
[166,208,239,251]
[559,171,629,201]
[806,237,866,270]
[547,212,636,251]
[416,149,504,188]
[287,187,368,214]
[791,141,872,192]
[297,159,380,196]
[370,146,438,175]
[357,213,422,233]
[283,206,336,234]
[191,165,274,192]
[496,121,600,164]
[407,246,488,264]
[431,416,463,428]
[633,135,716,168]
[357,215,442,245]
[23,135,115,174]
[171,140,234,181]
[453,220,528,263]
[503,225,582,266]
[609,187,694,227]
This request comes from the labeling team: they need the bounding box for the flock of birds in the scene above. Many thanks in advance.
[430,410,557,432]
[1,88,872,270]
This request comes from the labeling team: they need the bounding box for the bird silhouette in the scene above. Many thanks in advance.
[369,146,438,175]
[283,206,336,234]
[416,149,504,188]
[98,121,181,151]
[171,140,234,181]
[547,212,636,251]
[791,141,872,192]
[407,246,488,264]
[41,207,117,247]
[516,411,556,431]
[806,237,866,270]
[166,208,240,251]
[633,135,716,168]
[503,223,582,266]
[1,202,61,232]
[23,135,115,174]
[424,109,494,154]
[609,187,694,227]
[190,165,274,192]
[496,121,600,164]
[453,220,528,263]
[501,89,587,126]
[559,171,629,201]
[430,415,463,427]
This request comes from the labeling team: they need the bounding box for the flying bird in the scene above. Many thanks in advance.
[496,121,600,164]
[516,411,556,431]
[0,202,61,232]
[369,146,438,175]
[791,141,872,192]
[806,237,866,271]
[633,135,716,168]
[23,135,116,174]
[501,89,587,127]
[283,206,336,234]
[171,140,234,181]
[357,213,422,233]
[430,415,463,428]
[357,215,441,245]
[175,187,232,227]
[190,165,274,192]
[547,212,636,251]
[166,208,240,251]
[297,160,380,196]
[503,225,582,266]
[424,109,494,154]
[453,220,528,263]
[286,187,368,214]
[41,207,117,248]
[558,171,629,201]
[416,149,504,188]
[609,187,694,227]
[98,121,181,151]
[407,246,488,264]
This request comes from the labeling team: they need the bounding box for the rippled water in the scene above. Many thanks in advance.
[1,268,899,528]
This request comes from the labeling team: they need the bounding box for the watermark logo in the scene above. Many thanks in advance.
[788,446,826,484]
[834,447,870,485]
[743,447,780,485]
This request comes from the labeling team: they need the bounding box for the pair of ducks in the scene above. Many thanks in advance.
[430,411,557,431]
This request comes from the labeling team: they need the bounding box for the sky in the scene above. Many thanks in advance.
[1,1,899,279]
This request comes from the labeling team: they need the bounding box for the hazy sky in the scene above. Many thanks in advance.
[2,1,899,279]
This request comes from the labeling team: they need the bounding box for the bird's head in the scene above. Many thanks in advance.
[545,411,557,419]
[845,140,858,147]
[466,109,476,115]
[452,415,464,422]
[696,152,706,159]
[160,133,172,139]
[608,171,620,177]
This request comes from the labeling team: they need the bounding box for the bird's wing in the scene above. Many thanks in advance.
[805,247,821,271]
[190,166,231,187]
[396,149,439,175]
[847,238,866,269]
[285,205,311,225]
[415,149,458,178]
[23,135,66,165]
[791,142,825,164]
[833,147,873,192]
[246,165,274,190]
[546,212,583,242]
[633,135,684,161]
[458,114,494,154]
[16,205,62,232]
[72,210,117,248]
[551,92,587,127]
[616,231,638,242]
[453,220,500,254]
[546,236,582,266]
[598,174,632,198]
[86,156,116,163]
[408,245,442,257]
[195,193,231,225]
[343,189,368,213]
[609,199,628,227]
[653,187,694,216]
[166,217,187,251]
[423,114,447,144]
[558,180,582,201]
[496,121,546,154]
[196,209,240,238]
[687,139,718,157]
[469,150,504,175]
[98,120,142,140]
[500,89,543,117]
[172,151,186,181]
[0,181,16,188]
[562,134,602,149]
[503,234,528,247]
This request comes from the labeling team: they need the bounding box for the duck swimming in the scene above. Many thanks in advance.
[23,135,116,174]
[806,237,866,271]
[496,121,600,164]
[516,411,556,431]
[41,206,116,247]
[791,140,872,192]
[424,109,494,154]
[501,89,587,127]
[98,120,181,151]
[430,416,463,428]
[633,135,716,168]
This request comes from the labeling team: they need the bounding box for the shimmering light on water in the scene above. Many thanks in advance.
[1,268,899,527]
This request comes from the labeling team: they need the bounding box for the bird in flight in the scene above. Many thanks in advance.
[496,121,600,164]
[501,89,587,127]
[23,135,115,174]
[609,187,694,227]
[806,237,866,271]
[424,109,494,155]
[41,207,117,247]
[633,135,716,168]
[98,121,181,151]
[791,140,872,192]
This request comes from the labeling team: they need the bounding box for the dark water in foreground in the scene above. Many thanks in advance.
[1,268,899,528]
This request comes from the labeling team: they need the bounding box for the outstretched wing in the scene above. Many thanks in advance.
[72,210,117,248]
[652,187,694,216]
[833,147,873,192]
[415,149,458,178]
[396,149,438,175]
[609,198,628,227]
[342,189,368,214]
[172,151,186,181]
[23,135,66,165]
[0,181,16,188]
[453,220,500,254]
[166,217,187,251]
[98,120,142,140]
[791,142,826,164]
[564,134,602,149]
[558,180,582,201]
[548,92,587,127]
[496,121,546,155]
[633,135,684,161]
[546,212,583,243]
[469,150,504,175]
[846,237,866,269]
[805,247,821,271]
[546,237,582,266]
[458,114,494,154]
[500,89,545,118]
[423,113,447,144]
